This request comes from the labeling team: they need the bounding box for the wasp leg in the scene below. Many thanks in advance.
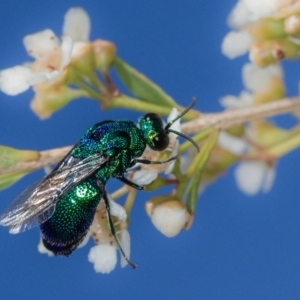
[100,185,137,270]
[134,155,177,165]
[116,175,144,190]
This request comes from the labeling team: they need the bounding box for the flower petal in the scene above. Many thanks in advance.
[219,91,253,109]
[30,70,60,85]
[37,238,54,257]
[243,0,280,19]
[60,36,74,68]
[234,161,266,195]
[228,0,253,28]
[262,166,276,193]
[0,66,32,95]
[167,108,181,133]
[63,7,91,42]
[164,140,179,174]
[218,131,249,155]
[120,230,131,268]
[77,233,90,249]
[23,29,59,59]
[242,63,282,92]
[88,244,117,274]
[132,169,158,186]
[150,201,189,237]
[107,194,127,222]
[221,30,252,59]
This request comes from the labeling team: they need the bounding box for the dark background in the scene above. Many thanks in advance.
[1,1,300,299]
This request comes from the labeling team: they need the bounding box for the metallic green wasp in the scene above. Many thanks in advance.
[0,100,198,268]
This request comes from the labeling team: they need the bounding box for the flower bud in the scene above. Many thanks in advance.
[248,18,285,40]
[92,40,116,73]
[145,197,191,237]
[284,14,300,34]
[69,41,95,78]
[250,39,300,67]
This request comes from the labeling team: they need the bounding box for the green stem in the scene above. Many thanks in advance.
[179,128,214,154]
[124,189,136,215]
[75,80,103,101]
[186,130,219,179]
[111,185,129,201]
[267,127,300,157]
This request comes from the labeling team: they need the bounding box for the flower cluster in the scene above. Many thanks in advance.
[222,0,300,66]
[0,7,116,119]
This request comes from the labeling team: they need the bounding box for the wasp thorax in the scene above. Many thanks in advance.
[139,113,170,151]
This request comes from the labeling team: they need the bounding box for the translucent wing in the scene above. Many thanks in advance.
[0,152,108,233]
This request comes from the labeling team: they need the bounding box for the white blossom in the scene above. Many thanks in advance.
[228,1,254,28]
[0,8,90,96]
[0,66,32,96]
[242,63,282,92]
[120,230,131,268]
[242,0,292,19]
[218,131,249,155]
[221,30,252,59]
[88,244,117,274]
[234,161,276,195]
[148,200,190,238]
[88,199,131,273]
[63,7,91,42]
[132,169,158,186]
[216,127,277,196]
[220,91,253,109]
[37,238,54,257]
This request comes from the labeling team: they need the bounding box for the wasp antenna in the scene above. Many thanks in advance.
[165,97,196,131]
[168,129,199,152]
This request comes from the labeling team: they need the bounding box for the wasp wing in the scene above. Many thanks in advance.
[0,152,108,234]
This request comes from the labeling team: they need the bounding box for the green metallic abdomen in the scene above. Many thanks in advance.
[40,178,103,256]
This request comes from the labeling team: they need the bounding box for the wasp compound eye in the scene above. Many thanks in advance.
[144,113,163,126]
[152,132,169,151]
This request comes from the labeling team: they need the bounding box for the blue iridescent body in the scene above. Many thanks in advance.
[0,100,198,265]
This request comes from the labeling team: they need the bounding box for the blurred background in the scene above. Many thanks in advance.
[1,0,300,299]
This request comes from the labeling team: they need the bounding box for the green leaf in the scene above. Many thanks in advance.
[0,172,28,191]
[113,57,176,108]
[0,145,39,169]
[185,130,219,213]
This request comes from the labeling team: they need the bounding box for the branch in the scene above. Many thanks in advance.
[2,97,300,175]
[181,97,300,134]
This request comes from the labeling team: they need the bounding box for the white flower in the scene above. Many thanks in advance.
[216,130,276,195]
[220,91,253,109]
[62,7,91,42]
[242,0,293,19]
[131,169,159,186]
[0,7,90,96]
[218,131,249,155]
[0,32,72,95]
[146,200,190,238]
[37,238,54,257]
[227,1,254,28]
[88,244,117,274]
[88,228,131,274]
[242,63,282,92]
[234,161,276,195]
[88,197,131,273]
[0,66,32,96]
[221,30,252,59]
